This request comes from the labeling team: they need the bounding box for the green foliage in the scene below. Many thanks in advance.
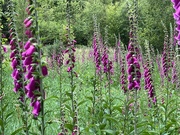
[138,0,174,51]
[1,0,174,51]
[46,39,64,58]
[39,21,63,44]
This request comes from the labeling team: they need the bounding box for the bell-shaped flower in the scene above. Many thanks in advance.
[42,66,48,76]
[23,56,32,65]
[25,45,35,56]
[32,100,41,116]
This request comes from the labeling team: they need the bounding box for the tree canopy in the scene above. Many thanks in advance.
[2,0,174,51]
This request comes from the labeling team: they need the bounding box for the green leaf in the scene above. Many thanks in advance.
[65,123,73,131]
[78,100,87,107]
[101,129,115,134]
[11,127,24,135]
[2,104,8,112]
[66,92,72,99]
[98,123,106,130]
[141,131,158,135]
[167,108,177,118]
[0,119,4,128]
[5,112,13,121]
[86,96,93,101]
[165,122,176,131]
[44,95,59,102]
[104,115,118,123]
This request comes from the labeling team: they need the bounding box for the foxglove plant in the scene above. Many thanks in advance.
[161,26,170,81]
[8,1,30,134]
[144,41,157,107]
[102,27,114,129]
[172,61,178,86]
[156,54,164,86]
[0,3,6,133]
[63,0,78,133]
[23,0,48,134]
[90,16,105,129]
[114,36,121,63]
[126,4,141,134]
[93,33,101,73]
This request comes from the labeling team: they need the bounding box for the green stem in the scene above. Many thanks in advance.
[134,90,138,135]
[10,1,29,134]
[164,78,169,131]
[123,91,129,134]
[107,72,112,129]
[34,0,45,134]
[92,69,96,124]
[0,2,4,134]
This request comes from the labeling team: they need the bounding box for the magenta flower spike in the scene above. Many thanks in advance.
[126,33,141,90]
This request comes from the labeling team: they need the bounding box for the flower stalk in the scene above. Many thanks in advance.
[0,1,5,134]
[8,0,30,134]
